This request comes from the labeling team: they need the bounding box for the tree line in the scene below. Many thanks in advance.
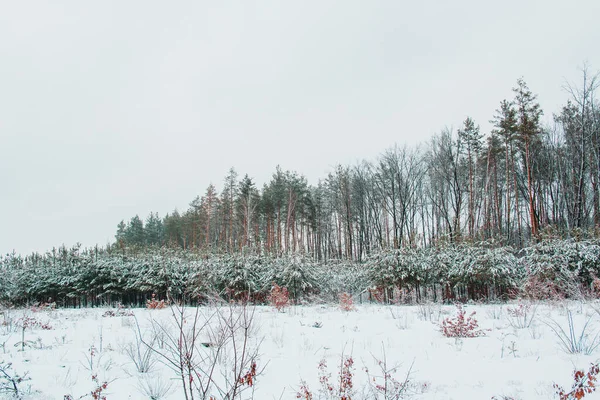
[2,238,599,306]
[115,68,600,259]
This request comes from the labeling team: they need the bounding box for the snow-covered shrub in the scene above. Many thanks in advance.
[123,327,157,374]
[471,244,522,298]
[3,238,600,307]
[0,254,19,304]
[363,242,523,303]
[520,239,600,299]
[365,247,430,303]
[521,275,565,301]
[136,374,174,400]
[209,254,265,301]
[365,251,398,301]
[371,248,422,284]
[506,302,537,329]
[102,304,134,318]
[576,240,600,283]
[416,302,441,322]
[0,361,31,399]
[319,259,369,302]
[389,307,412,329]
[440,304,485,338]
[266,254,321,301]
[485,304,504,320]
[544,310,600,355]
[435,242,521,301]
[141,301,261,399]
[121,249,192,300]
[0,310,16,336]
[365,352,416,399]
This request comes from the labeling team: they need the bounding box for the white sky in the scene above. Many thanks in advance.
[1,1,600,255]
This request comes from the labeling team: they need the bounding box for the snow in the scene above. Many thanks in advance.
[2,301,600,399]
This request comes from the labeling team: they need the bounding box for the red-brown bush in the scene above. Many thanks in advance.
[440,304,484,338]
[339,293,355,312]
[146,294,167,310]
[268,283,290,312]
[296,356,355,399]
[554,363,599,400]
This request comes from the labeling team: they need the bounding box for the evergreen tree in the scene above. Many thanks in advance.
[513,78,543,237]
[202,184,220,249]
[458,117,483,238]
[126,215,145,245]
[145,212,164,246]
[491,99,519,242]
[221,168,239,251]
[163,210,183,247]
[115,220,127,244]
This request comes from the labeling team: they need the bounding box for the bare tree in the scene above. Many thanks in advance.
[561,64,600,228]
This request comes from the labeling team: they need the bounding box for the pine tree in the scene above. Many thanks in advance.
[163,210,183,247]
[458,117,483,238]
[115,220,127,244]
[513,78,543,237]
[145,212,164,246]
[221,168,239,251]
[126,215,145,245]
[491,99,519,242]
[202,184,220,250]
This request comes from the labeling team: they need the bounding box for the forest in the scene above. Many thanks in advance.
[2,70,600,306]
[115,74,600,258]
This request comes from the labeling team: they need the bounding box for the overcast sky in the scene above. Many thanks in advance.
[1,1,599,255]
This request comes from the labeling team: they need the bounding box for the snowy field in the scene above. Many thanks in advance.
[2,301,600,399]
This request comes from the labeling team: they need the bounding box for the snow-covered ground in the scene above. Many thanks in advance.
[2,301,600,399]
